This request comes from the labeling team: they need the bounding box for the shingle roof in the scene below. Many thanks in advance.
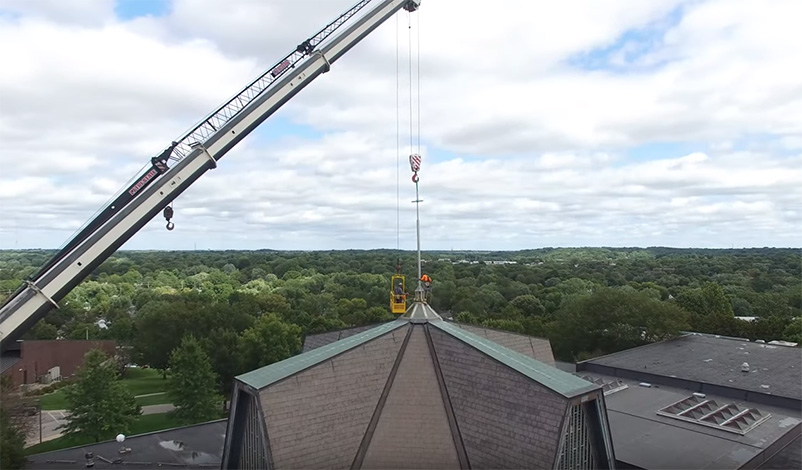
[431,320,598,398]
[237,319,407,390]
[225,313,614,469]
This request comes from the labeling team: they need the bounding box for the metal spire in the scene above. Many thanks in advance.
[409,153,424,301]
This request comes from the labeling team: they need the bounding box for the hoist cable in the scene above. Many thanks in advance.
[396,13,400,252]
[408,12,414,157]
[416,11,421,154]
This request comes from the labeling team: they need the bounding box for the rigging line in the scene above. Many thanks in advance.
[396,12,400,252]
[416,10,421,154]
[408,11,413,157]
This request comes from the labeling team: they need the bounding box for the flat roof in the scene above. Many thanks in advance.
[432,321,598,399]
[581,333,802,401]
[237,319,407,390]
[26,420,226,469]
[584,372,802,470]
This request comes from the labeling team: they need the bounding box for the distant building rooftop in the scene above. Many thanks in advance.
[579,371,801,470]
[579,332,802,410]
[26,420,226,469]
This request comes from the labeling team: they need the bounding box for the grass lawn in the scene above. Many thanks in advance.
[38,392,68,410]
[38,368,171,410]
[121,367,170,396]
[25,412,227,455]
[135,392,171,407]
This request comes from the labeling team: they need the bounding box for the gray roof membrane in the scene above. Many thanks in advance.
[26,420,227,469]
[585,372,802,470]
[582,333,802,401]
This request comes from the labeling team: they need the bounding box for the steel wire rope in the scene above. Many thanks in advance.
[408,11,414,160]
[416,10,421,155]
[396,12,400,253]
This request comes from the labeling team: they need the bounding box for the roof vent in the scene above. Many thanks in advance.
[741,362,750,372]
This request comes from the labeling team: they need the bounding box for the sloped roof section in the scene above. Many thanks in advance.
[432,321,598,399]
[238,319,406,390]
[450,322,556,366]
[301,323,389,353]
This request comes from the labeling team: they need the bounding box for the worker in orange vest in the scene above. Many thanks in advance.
[420,274,432,299]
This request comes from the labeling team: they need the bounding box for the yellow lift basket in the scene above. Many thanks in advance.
[390,274,407,314]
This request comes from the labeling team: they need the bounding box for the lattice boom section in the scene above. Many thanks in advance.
[657,395,771,435]
[166,0,372,163]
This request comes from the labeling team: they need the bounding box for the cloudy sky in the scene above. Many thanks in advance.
[0,0,800,252]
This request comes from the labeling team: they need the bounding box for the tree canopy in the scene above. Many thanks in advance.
[1,246,798,371]
[60,349,140,442]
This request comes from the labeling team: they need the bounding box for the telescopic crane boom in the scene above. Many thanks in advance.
[0,0,421,352]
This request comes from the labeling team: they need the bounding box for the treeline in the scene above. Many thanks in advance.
[0,248,799,382]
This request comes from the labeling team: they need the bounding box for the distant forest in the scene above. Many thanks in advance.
[1,247,799,393]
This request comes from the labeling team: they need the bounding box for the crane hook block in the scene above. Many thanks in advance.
[163,205,175,231]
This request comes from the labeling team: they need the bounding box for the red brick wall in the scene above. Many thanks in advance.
[1,340,117,388]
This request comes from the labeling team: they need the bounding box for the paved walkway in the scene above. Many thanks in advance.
[25,404,176,447]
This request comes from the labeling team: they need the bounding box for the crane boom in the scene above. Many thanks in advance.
[0,0,421,352]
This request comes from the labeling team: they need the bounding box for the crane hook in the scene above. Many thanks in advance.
[163,205,174,231]
[412,173,419,183]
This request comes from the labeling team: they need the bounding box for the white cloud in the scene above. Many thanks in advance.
[0,0,800,251]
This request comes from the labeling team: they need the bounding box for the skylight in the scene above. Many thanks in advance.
[576,374,629,396]
[656,395,771,435]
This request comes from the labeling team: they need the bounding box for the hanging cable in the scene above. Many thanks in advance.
[408,11,414,157]
[416,10,421,154]
[396,12,400,252]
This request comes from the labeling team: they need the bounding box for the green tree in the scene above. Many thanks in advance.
[61,349,140,442]
[0,376,27,470]
[167,336,221,424]
[240,314,303,371]
[552,287,689,361]
[782,317,802,343]
[510,295,547,317]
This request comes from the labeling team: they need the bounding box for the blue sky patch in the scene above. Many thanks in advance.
[568,5,684,73]
[626,141,701,162]
[115,0,171,20]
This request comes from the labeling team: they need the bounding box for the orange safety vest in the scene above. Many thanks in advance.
[421,275,432,283]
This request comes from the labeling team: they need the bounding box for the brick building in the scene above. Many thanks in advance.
[0,339,117,388]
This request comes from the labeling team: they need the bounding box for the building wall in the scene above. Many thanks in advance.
[430,327,567,469]
[1,340,117,388]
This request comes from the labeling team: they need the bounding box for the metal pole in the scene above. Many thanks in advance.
[415,180,422,285]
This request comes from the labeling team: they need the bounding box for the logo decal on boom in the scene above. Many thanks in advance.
[128,169,158,196]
